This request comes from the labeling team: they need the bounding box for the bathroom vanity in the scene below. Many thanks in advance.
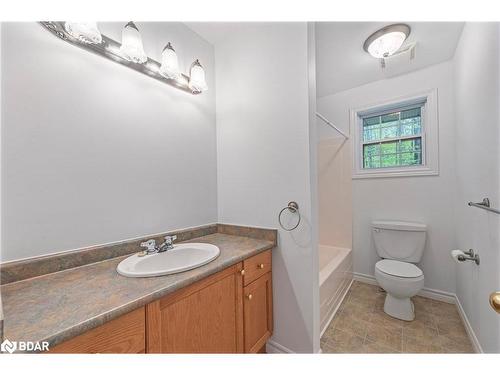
[52,250,272,353]
[0,224,276,354]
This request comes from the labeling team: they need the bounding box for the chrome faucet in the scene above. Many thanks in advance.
[140,239,158,255]
[158,235,177,252]
[140,235,177,256]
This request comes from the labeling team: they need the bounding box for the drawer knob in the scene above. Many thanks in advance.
[240,269,245,276]
[258,263,264,269]
[247,294,253,300]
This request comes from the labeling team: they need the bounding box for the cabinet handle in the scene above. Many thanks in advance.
[240,269,245,276]
[258,263,264,269]
[246,294,253,300]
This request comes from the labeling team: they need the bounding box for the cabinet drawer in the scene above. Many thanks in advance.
[51,307,145,354]
[243,250,272,286]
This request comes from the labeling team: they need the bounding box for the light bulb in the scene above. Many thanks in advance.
[64,22,102,44]
[367,31,407,58]
[188,59,208,93]
[159,42,180,80]
[119,21,147,64]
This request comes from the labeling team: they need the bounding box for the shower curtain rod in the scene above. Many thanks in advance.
[316,112,350,139]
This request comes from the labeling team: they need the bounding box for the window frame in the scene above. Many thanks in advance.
[350,89,439,179]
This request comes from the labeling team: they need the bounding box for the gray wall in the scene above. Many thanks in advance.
[1,22,217,262]
[453,22,500,353]
[214,23,319,353]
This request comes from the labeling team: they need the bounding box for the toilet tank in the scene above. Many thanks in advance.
[372,221,427,263]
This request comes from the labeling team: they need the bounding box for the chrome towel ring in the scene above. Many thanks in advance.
[278,201,301,231]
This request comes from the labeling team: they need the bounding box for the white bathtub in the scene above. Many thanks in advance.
[319,245,353,336]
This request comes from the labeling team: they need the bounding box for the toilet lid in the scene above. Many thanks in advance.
[376,259,423,278]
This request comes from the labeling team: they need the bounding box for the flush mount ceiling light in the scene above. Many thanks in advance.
[64,22,102,44]
[159,42,180,80]
[363,24,411,59]
[188,59,208,93]
[119,21,148,64]
[40,22,207,95]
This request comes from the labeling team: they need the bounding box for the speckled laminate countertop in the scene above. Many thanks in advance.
[0,233,275,348]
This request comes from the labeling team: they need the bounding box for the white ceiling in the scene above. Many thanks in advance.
[315,22,464,97]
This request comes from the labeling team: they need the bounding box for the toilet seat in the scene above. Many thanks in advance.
[375,259,423,278]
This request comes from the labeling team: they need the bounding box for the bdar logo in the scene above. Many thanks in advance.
[1,339,17,353]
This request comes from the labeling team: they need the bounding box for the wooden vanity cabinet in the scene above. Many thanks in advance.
[146,264,244,353]
[51,250,273,353]
[145,249,273,353]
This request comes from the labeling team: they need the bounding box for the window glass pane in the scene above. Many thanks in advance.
[380,141,397,154]
[363,143,380,156]
[364,155,380,169]
[381,154,398,167]
[363,125,380,142]
[363,144,380,168]
[400,138,421,152]
[400,152,422,166]
[362,116,380,142]
[400,107,421,119]
[381,125,398,139]
[381,112,399,124]
[363,116,380,126]
[400,117,421,136]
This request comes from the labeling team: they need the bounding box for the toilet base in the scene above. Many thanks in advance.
[383,294,415,321]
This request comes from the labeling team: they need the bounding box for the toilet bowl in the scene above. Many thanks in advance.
[371,220,427,321]
[374,259,424,320]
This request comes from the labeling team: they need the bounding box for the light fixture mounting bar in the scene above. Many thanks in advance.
[40,22,199,95]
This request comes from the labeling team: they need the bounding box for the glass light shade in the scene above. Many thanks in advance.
[367,31,407,58]
[64,22,102,44]
[159,43,180,80]
[119,21,147,64]
[188,59,208,92]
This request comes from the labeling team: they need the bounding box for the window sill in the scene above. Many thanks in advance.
[352,166,439,179]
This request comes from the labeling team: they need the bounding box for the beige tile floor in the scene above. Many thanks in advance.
[321,281,475,353]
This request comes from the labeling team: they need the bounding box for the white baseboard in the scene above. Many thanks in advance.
[353,272,483,353]
[455,295,483,353]
[352,272,455,304]
[266,339,295,353]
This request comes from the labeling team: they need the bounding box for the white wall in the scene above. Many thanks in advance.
[214,23,319,353]
[317,62,457,294]
[453,22,500,353]
[1,22,217,262]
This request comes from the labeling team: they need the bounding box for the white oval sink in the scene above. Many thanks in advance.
[117,243,220,278]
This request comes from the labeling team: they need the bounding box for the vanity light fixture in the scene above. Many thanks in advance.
[188,59,208,93]
[40,22,207,95]
[363,24,410,59]
[64,22,102,44]
[119,21,148,64]
[159,42,180,80]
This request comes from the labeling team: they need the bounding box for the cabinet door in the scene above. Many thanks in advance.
[243,272,273,353]
[51,307,145,354]
[146,265,244,353]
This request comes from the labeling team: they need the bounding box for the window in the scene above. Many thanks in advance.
[362,106,423,169]
[351,90,439,178]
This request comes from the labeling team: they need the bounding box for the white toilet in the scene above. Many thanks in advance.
[372,220,427,321]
